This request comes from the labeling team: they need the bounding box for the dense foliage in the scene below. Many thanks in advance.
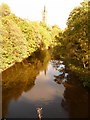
[1,1,89,87]
[0,3,11,17]
[51,25,62,46]
[53,1,89,87]
[0,3,52,70]
[64,1,89,69]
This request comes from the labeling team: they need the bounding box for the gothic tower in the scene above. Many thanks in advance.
[42,6,47,23]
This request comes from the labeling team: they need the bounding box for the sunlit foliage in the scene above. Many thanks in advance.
[1,17,28,70]
[0,3,11,17]
[51,25,62,46]
[53,1,89,86]
[63,1,89,69]
[0,4,52,70]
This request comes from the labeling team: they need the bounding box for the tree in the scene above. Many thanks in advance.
[1,3,52,70]
[1,17,28,70]
[55,1,89,86]
[51,25,62,46]
[0,3,11,17]
[63,1,89,69]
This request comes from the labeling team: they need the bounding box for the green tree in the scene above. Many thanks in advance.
[1,3,52,71]
[58,1,89,86]
[62,1,89,69]
[30,21,52,49]
[51,25,62,46]
[1,17,28,70]
[0,3,11,17]
[18,20,42,54]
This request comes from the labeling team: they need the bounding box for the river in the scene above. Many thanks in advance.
[2,50,88,118]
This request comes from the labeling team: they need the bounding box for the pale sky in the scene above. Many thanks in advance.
[1,0,84,29]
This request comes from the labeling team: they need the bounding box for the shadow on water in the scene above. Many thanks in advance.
[2,50,51,117]
[2,49,88,118]
[52,61,88,118]
[51,51,88,118]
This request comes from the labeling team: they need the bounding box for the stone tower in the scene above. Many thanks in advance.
[42,6,47,23]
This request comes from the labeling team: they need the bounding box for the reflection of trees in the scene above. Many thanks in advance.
[61,85,88,118]
[53,61,88,118]
[62,72,88,118]
[2,50,51,117]
[54,75,88,118]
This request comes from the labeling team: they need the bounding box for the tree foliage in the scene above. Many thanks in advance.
[0,3,11,17]
[0,3,52,70]
[51,25,62,46]
[64,1,89,69]
[54,1,89,86]
[1,17,28,69]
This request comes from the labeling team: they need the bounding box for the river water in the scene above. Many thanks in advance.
[2,50,88,118]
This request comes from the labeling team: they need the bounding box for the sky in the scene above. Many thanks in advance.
[1,0,84,30]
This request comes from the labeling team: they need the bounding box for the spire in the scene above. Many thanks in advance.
[44,5,46,12]
[42,5,47,23]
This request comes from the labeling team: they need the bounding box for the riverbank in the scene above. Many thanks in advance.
[52,46,90,87]
[1,15,53,71]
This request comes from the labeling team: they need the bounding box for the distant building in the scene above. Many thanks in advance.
[42,6,47,23]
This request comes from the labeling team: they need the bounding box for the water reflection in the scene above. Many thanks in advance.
[2,50,51,117]
[61,71,88,118]
[21,65,65,103]
[2,50,88,118]
[53,60,88,118]
[8,61,67,118]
